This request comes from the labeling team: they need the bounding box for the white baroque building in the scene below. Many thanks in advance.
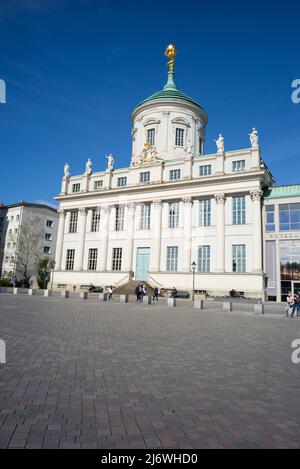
[53,46,273,299]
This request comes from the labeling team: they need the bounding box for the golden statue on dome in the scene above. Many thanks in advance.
[165,44,176,72]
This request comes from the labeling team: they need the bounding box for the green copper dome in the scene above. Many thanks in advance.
[133,71,205,113]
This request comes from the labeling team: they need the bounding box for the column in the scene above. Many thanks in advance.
[182,197,193,272]
[124,202,135,272]
[76,207,87,271]
[151,200,162,271]
[214,193,226,272]
[250,189,264,272]
[55,209,66,270]
[99,206,110,271]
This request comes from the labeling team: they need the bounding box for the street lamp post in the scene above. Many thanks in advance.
[191,261,196,302]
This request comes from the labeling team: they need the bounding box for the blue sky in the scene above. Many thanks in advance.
[0,0,299,207]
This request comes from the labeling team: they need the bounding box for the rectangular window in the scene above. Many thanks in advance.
[166,246,178,272]
[266,205,275,232]
[44,246,51,254]
[168,202,180,228]
[232,244,246,272]
[199,199,211,227]
[140,171,150,183]
[69,211,78,233]
[117,177,127,187]
[88,248,98,271]
[91,209,101,232]
[115,206,125,231]
[94,180,103,190]
[233,196,246,225]
[112,248,122,271]
[232,160,246,172]
[169,169,181,181]
[175,128,184,147]
[140,204,151,230]
[45,233,52,241]
[72,183,80,193]
[46,219,53,228]
[279,203,300,231]
[146,128,155,146]
[199,165,212,177]
[65,249,75,270]
[198,245,211,272]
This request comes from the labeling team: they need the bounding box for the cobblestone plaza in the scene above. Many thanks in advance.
[0,294,300,449]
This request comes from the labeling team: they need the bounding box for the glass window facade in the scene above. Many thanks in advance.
[112,248,122,271]
[168,202,180,228]
[279,203,300,231]
[140,204,151,230]
[265,205,275,232]
[88,248,98,271]
[232,244,246,272]
[69,211,78,233]
[280,240,300,281]
[117,177,127,187]
[146,128,155,146]
[233,196,246,225]
[199,199,211,227]
[232,160,246,172]
[140,172,150,183]
[199,165,211,177]
[198,245,211,272]
[166,246,178,272]
[169,169,181,180]
[175,128,184,146]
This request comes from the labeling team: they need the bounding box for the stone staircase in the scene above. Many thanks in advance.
[113,280,154,296]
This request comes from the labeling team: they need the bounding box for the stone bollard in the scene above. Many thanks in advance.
[120,294,129,303]
[44,290,52,297]
[80,292,88,300]
[167,298,176,307]
[143,296,152,305]
[194,300,204,310]
[254,303,264,315]
[98,293,108,301]
[223,302,232,312]
[28,289,37,296]
[13,288,19,295]
[61,290,69,298]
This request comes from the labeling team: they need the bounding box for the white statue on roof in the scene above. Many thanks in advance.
[106,153,114,170]
[249,128,259,148]
[64,162,70,178]
[85,158,92,175]
[215,134,224,153]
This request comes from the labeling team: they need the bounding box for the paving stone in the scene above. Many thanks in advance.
[0,294,299,449]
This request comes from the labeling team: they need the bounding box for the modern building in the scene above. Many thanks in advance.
[264,185,300,302]
[0,202,58,281]
[53,45,275,299]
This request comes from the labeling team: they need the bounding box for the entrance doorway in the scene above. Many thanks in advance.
[136,247,150,281]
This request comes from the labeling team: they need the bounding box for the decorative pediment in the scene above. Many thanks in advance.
[143,118,161,127]
[171,117,190,126]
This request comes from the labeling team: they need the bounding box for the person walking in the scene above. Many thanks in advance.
[142,284,147,298]
[171,286,177,298]
[138,284,143,301]
[108,285,113,301]
[135,284,140,302]
[152,287,159,302]
[286,292,295,317]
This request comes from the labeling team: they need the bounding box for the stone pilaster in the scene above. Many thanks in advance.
[214,193,226,272]
[151,199,162,272]
[250,189,264,272]
[55,209,66,270]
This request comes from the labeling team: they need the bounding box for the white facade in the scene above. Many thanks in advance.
[0,202,59,280]
[53,52,273,298]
